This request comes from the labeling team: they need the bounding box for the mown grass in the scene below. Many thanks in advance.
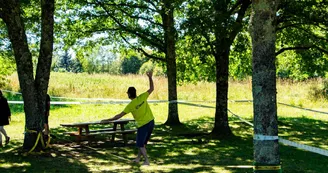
[1,72,328,173]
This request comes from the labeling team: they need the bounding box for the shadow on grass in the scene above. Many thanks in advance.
[278,116,328,149]
[0,140,89,173]
[143,118,253,173]
[1,116,328,172]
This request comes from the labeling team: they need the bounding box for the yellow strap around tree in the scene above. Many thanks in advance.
[24,128,51,155]
[253,165,281,170]
[27,132,41,153]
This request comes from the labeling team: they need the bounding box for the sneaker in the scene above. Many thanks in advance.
[5,137,10,145]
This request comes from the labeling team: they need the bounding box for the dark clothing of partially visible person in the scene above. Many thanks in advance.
[0,96,11,126]
[45,94,50,124]
[0,90,11,146]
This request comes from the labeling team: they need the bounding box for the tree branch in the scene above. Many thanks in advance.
[276,45,328,56]
[93,0,165,52]
[276,22,305,31]
[82,27,121,34]
[228,0,242,15]
[277,2,328,30]
[119,32,166,62]
[313,45,328,55]
[144,0,160,12]
[277,21,328,32]
[123,27,165,52]
[276,46,312,56]
[116,8,163,27]
[292,25,328,42]
[138,47,167,62]
[86,1,157,13]
[229,0,251,45]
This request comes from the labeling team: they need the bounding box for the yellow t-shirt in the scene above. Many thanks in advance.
[123,92,154,128]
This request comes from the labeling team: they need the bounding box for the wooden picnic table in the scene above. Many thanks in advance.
[60,118,136,144]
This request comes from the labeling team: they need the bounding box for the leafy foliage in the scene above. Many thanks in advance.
[121,55,143,74]
[139,60,166,76]
[1,0,328,82]
[58,0,169,62]
[229,31,252,80]
[276,0,328,80]
[176,36,216,83]
[179,0,251,82]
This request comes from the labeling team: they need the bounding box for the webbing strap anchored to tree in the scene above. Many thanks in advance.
[253,165,281,171]
[24,129,51,154]
[253,162,282,172]
[27,130,41,153]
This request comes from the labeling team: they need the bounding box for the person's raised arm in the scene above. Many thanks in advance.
[101,112,126,123]
[146,71,154,95]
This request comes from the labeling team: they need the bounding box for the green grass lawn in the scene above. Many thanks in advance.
[1,73,328,172]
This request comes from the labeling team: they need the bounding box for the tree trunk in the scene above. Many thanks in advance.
[165,54,180,125]
[35,0,55,114]
[162,0,181,126]
[210,0,251,137]
[250,0,280,172]
[1,0,40,150]
[211,49,233,137]
[0,0,55,151]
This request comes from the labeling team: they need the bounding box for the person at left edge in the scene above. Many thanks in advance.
[0,90,11,147]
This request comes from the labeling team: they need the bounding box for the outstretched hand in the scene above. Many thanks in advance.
[146,71,153,78]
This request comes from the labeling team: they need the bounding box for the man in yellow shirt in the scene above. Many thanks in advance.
[101,71,155,165]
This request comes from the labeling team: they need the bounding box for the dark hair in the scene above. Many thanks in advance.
[127,87,137,99]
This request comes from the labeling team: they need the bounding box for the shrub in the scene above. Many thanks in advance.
[308,79,328,100]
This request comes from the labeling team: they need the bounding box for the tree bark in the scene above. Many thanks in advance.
[0,0,54,150]
[210,0,250,136]
[250,0,280,172]
[162,0,181,126]
[35,0,55,115]
[211,49,233,137]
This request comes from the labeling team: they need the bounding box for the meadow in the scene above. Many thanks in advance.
[1,72,328,173]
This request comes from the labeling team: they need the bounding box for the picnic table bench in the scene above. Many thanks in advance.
[60,118,137,145]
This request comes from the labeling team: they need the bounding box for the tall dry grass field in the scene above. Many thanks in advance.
[5,72,328,118]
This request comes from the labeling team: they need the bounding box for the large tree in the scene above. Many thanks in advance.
[61,0,183,125]
[250,0,280,171]
[0,0,55,150]
[184,0,251,137]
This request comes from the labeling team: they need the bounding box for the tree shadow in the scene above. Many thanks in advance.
[0,140,90,173]
[145,116,328,172]
[144,118,253,173]
[278,116,328,149]
[2,113,328,172]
